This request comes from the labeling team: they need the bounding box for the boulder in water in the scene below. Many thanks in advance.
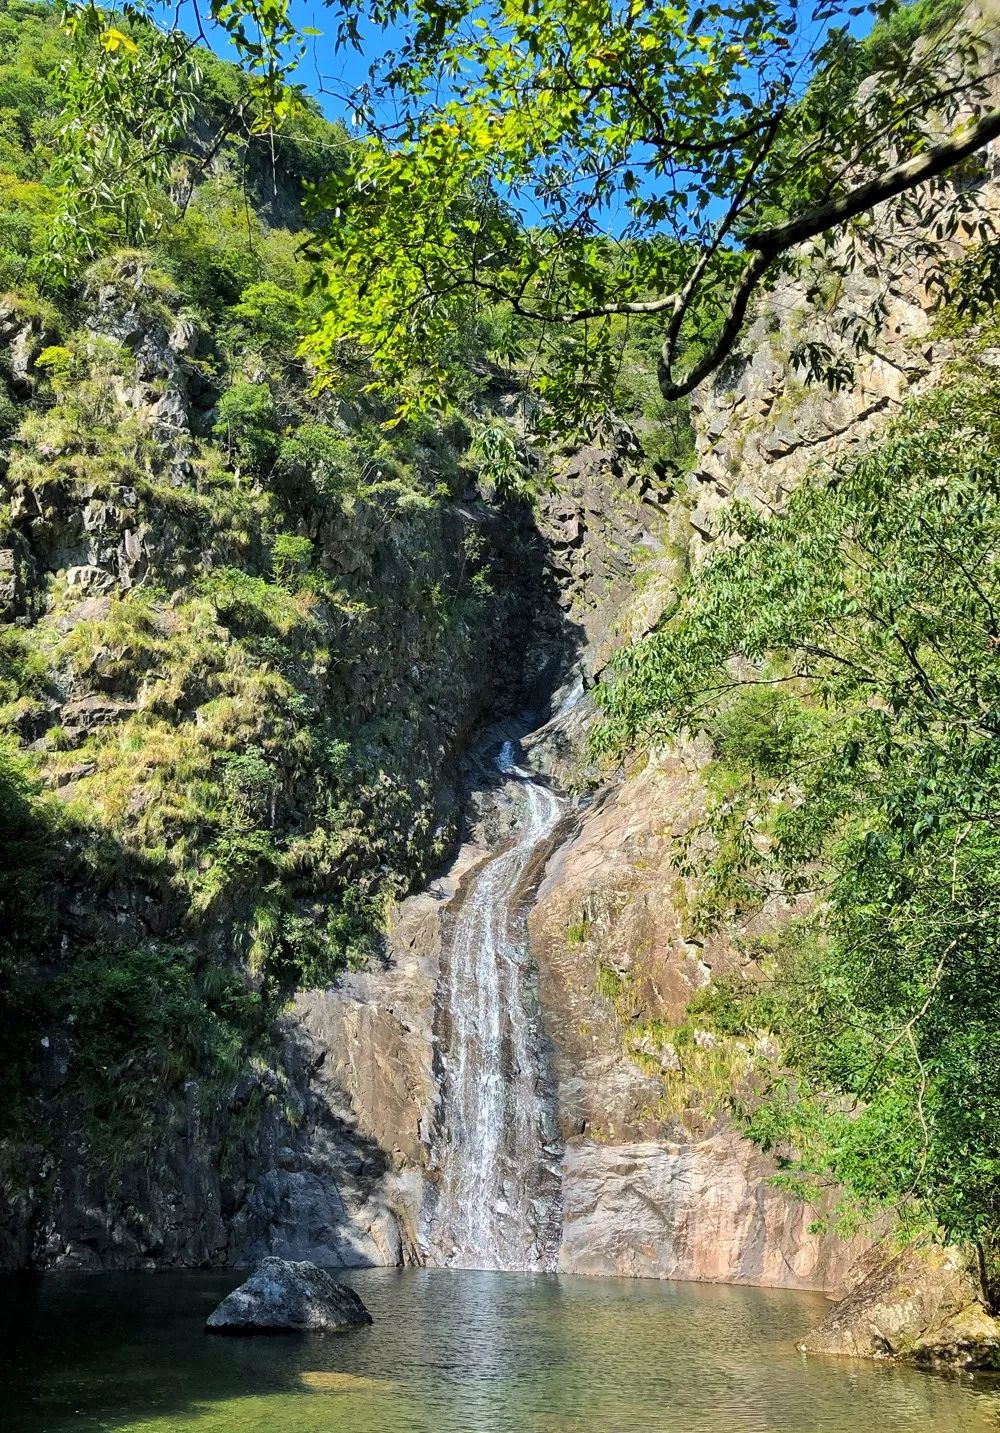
[205,1257,373,1335]
[798,1243,1000,1370]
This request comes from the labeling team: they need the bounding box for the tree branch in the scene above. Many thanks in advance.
[655,103,1000,398]
[746,104,1000,256]
[502,104,1000,401]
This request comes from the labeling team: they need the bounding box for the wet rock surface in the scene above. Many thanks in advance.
[308,430,871,1291]
[421,731,568,1272]
[205,1257,373,1334]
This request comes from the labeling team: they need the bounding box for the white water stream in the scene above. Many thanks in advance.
[425,688,581,1270]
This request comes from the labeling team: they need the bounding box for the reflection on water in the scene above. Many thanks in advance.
[3,1267,1000,1433]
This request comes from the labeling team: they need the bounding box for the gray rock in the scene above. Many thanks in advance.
[205,1257,373,1334]
[234,1166,403,1269]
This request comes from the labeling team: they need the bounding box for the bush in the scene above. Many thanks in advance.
[213,381,280,474]
[271,532,312,584]
[276,423,363,498]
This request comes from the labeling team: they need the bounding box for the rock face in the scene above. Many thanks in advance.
[518,715,861,1289]
[275,879,450,1266]
[0,254,559,1272]
[527,756,725,1147]
[18,1007,409,1273]
[281,441,867,1292]
[558,1136,863,1290]
[11,26,1000,1306]
[205,1257,372,1334]
[799,1244,1000,1370]
[534,441,675,686]
[686,98,1000,559]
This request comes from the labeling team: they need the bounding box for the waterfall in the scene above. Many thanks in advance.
[423,686,581,1271]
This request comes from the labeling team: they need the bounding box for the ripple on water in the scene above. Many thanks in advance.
[3,1267,1000,1433]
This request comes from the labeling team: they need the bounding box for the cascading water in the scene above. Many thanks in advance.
[423,686,581,1271]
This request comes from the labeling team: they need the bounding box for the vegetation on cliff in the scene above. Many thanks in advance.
[596,368,1000,1276]
[48,0,996,424]
[3,0,1000,1287]
[0,0,530,1225]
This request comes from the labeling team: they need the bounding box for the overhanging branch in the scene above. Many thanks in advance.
[746,105,1000,257]
[658,103,1000,399]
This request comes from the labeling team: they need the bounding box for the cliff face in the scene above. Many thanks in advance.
[525,755,867,1291]
[0,292,552,1267]
[247,444,668,1274]
[8,3,1000,1298]
[13,175,985,1280]
[279,435,864,1291]
[0,234,565,1271]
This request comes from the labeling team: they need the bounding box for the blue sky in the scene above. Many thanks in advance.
[184,0,877,130]
[177,0,394,122]
[174,0,881,237]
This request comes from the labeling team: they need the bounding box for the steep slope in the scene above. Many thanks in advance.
[0,3,567,1268]
[289,432,867,1291]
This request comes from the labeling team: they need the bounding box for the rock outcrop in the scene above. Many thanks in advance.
[534,441,676,685]
[205,1257,372,1334]
[520,722,865,1289]
[799,1244,1000,1370]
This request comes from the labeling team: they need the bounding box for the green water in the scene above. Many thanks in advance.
[3,1267,1000,1432]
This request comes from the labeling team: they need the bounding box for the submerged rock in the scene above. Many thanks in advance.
[205,1257,373,1334]
[798,1243,1000,1371]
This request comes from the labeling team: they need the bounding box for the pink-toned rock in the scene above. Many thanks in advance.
[558,1135,866,1290]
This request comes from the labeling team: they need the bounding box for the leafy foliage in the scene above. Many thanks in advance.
[595,372,1000,1254]
[32,0,994,430]
[0,2,515,1204]
[0,736,264,1189]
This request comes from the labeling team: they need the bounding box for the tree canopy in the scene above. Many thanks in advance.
[593,371,1000,1264]
[47,0,1000,425]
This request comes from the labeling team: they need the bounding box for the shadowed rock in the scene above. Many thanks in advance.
[205,1257,373,1335]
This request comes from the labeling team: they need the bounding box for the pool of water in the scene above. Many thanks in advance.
[3,1267,1000,1432]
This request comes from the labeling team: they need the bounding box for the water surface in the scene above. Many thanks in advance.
[3,1267,999,1432]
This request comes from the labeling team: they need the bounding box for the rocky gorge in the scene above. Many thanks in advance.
[5,0,1000,1393]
